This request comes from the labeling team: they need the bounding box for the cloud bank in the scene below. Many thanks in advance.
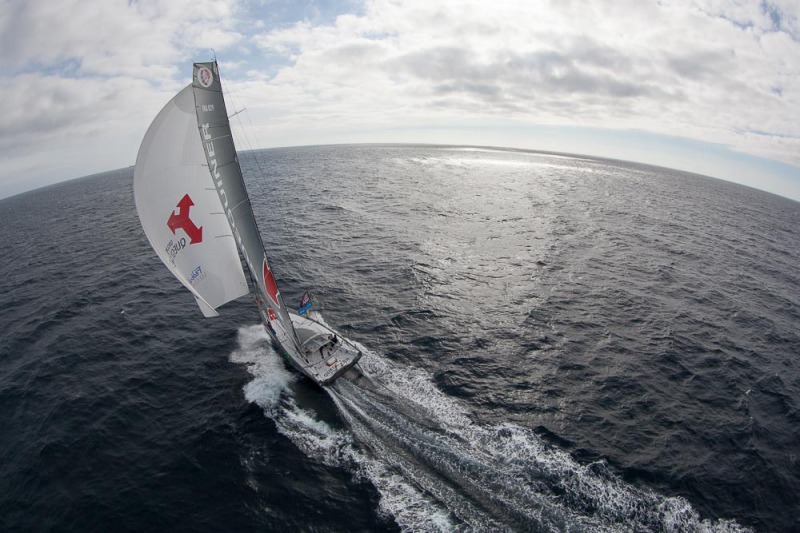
[1,0,798,199]
[252,0,799,164]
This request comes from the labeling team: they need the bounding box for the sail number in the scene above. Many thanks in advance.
[201,104,215,112]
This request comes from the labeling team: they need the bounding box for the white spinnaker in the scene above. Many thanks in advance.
[134,84,249,317]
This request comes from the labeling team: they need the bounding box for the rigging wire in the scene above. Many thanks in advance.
[217,63,304,310]
[219,71,294,254]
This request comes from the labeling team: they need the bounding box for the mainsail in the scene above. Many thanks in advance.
[133,85,249,317]
[190,61,303,351]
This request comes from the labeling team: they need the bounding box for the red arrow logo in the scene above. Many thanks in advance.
[167,194,203,244]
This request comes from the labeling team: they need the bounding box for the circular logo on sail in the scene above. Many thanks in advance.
[197,66,213,88]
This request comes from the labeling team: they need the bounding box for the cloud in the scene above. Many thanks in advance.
[0,0,798,200]
[0,0,248,197]
[250,0,800,166]
[1,0,242,78]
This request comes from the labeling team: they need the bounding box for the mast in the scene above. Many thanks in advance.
[191,61,303,350]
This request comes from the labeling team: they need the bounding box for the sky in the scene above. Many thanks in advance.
[1,0,799,201]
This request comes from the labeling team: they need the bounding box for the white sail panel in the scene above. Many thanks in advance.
[134,85,249,316]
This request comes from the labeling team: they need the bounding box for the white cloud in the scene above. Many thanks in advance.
[246,0,800,166]
[0,0,248,198]
[1,0,243,78]
[0,0,798,199]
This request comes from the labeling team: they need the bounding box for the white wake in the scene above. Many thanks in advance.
[230,322,750,532]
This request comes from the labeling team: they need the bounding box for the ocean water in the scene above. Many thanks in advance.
[1,145,798,531]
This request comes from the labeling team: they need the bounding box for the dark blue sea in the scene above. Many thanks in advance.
[1,145,798,532]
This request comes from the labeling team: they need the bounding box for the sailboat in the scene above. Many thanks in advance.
[133,60,362,385]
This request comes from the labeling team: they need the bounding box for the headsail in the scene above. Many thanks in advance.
[191,61,302,349]
[133,85,249,317]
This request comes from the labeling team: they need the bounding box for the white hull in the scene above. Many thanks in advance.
[260,308,362,385]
